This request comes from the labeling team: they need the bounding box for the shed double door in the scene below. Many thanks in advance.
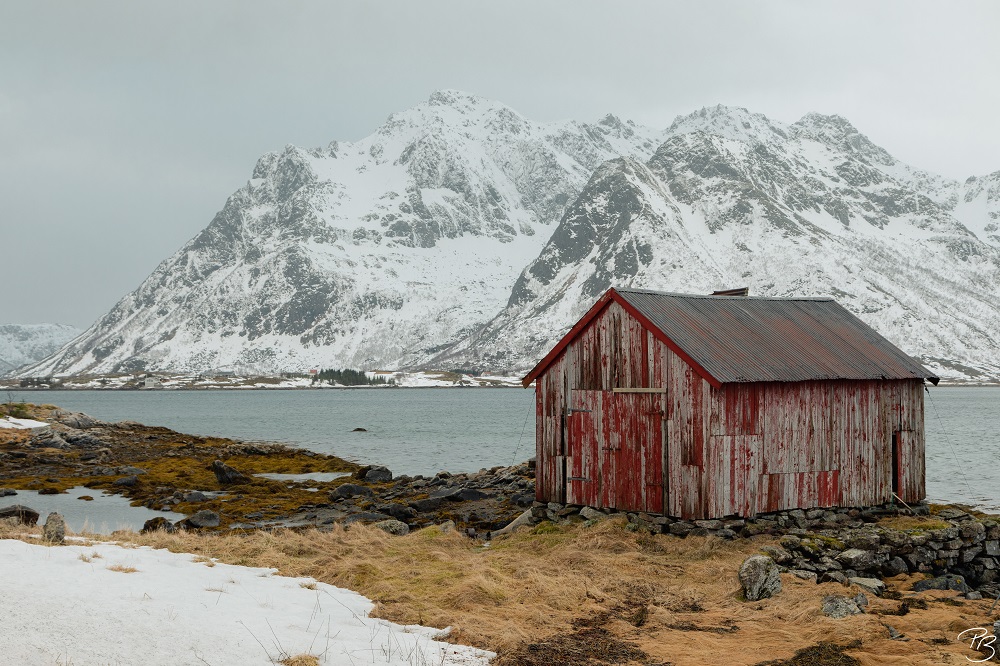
[565,390,664,514]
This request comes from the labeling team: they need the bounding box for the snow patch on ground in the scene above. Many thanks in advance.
[0,538,494,666]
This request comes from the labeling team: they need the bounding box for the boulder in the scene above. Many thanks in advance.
[760,545,793,564]
[821,595,864,619]
[0,505,40,526]
[373,519,410,536]
[410,497,442,512]
[141,517,177,533]
[849,577,886,597]
[343,512,392,525]
[331,483,374,499]
[384,504,417,522]
[113,475,139,487]
[117,466,147,476]
[182,491,208,503]
[210,460,248,485]
[42,513,66,544]
[837,548,875,570]
[739,555,782,601]
[185,510,221,528]
[580,506,609,522]
[0,489,16,497]
[881,556,909,578]
[364,466,393,483]
[912,574,971,594]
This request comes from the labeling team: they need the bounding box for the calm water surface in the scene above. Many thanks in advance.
[6,386,998,511]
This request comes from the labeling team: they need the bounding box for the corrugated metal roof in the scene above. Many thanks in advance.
[615,288,938,384]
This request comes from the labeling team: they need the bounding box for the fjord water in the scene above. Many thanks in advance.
[7,386,998,511]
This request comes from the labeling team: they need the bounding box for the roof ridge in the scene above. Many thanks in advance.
[613,287,835,302]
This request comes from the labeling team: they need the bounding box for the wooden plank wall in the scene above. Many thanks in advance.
[534,299,927,516]
[536,301,668,504]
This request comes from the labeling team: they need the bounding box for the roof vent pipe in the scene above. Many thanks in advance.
[711,287,749,297]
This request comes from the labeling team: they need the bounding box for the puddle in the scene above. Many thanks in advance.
[0,487,182,535]
[254,472,350,483]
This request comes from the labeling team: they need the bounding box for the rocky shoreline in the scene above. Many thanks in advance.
[0,404,532,535]
[4,403,1000,605]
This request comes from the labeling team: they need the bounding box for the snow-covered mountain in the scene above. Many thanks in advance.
[23,98,1000,382]
[0,324,80,376]
[25,91,664,376]
[433,105,1000,381]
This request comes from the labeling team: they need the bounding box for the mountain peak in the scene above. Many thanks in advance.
[426,89,499,110]
[666,104,789,144]
[792,112,892,162]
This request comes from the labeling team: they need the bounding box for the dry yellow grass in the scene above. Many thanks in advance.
[2,518,997,664]
[106,563,138,573]
[279,655,319,666]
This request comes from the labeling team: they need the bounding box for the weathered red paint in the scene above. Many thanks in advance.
[531,295,929,519]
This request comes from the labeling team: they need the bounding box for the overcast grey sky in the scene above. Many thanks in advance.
[2,1,998,328]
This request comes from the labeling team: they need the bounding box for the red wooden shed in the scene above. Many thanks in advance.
[523,288,939,520]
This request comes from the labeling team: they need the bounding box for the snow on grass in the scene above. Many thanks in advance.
[0,416,49,430]
[0,538,494,666]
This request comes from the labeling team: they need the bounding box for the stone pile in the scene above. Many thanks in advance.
[528,502,1000,597]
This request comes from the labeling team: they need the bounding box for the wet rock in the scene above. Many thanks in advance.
[373,519,409,536]
[0,488,16,497]
[42,513,66,544]
[821,595,863,618]
[210,460,248,485]
[0,505,40,526]
[912,574,971,594]
[113,475,139,487]
[364,466,393,483]
[331,483,374,499]
[185,510,221,528]
[739,555,782,601]
[352,427,368,432]
[141,517,177,533]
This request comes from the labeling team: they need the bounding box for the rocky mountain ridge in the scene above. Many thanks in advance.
[22,97,1000,382]
[432,105,1000,381]
[25,91,664,376]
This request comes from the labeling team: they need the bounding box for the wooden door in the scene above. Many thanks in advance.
[600,392,664,514]
[566,391,601,507]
